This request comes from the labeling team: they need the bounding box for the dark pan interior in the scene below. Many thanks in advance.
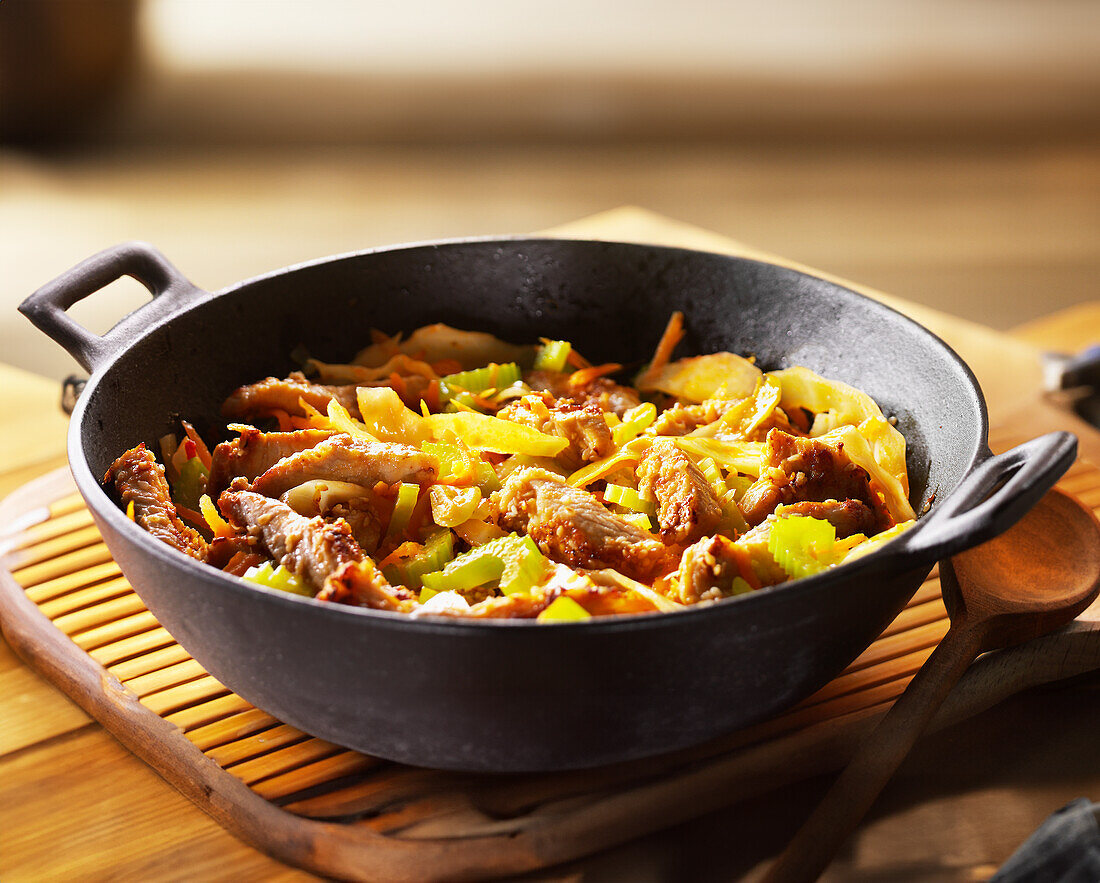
[81,239,984,511]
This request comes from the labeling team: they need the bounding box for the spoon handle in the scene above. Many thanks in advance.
[763,618,984,883]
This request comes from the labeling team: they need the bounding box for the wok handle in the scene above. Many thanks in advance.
[18,242,206,374]
[897,431,1077,563]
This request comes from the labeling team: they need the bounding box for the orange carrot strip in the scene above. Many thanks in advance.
[568,363,623,387]
[641,311,684,383]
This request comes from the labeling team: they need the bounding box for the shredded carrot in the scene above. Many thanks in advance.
[181,421,213,470]
[388,372,408,400]
[568,363,622,387]
[565,348,593,370]
[424,379,441,413]
[639,311,684,384]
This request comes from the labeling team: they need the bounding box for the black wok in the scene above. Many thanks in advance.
[20,238,1075,772]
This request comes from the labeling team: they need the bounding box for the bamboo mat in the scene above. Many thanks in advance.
[2,425,1099,882]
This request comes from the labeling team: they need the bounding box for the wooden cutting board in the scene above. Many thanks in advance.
[1,420,1098,882]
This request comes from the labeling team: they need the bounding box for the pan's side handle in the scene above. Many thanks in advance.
[19,242,207,374]
[896,432,1077,564]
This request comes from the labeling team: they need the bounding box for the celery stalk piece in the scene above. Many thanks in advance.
[173,455,209,511]
[419,533,548,596]
[440,363,522,401]
[767,515,837,579]
[388,530,456,590]
[474,458,501,493]
[387,482,421,538]
[619,512,653,532]
[537,596,592,621]
[533,340,572,373]
[242,562,314,597]
[421,441,478,484]
[603,484,657,517]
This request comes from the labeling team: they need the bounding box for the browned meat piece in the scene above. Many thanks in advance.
[327,500,382,554]
[250,433,436,498]
[651,399,738,436]
[221,373,360,421]
[739,430,892,532]
[220,487,410,610]
[104,444,207,561]
[219,487,361,592]
[636,438,722,544]
[318,559,414,611]
[778,499,879,539]
[673,535,754,604]
[524,370,641,417]
[492,467,676,580]
[206,535,257,570]
[208,428,334,496]
[498,394,613,470]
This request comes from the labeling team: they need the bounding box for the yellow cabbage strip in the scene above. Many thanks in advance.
[307,353,438,384]
[567,436,652,488]
[356,388,433,444]
[769,366,908,493]
[637,352,761,403]
[321,398,380,443]
[741,375,783,438]
[843,520,915,562]
[588,569,684,613]
[356,387,565,456]
[353,323,535,370]
[673,437,766,478]
[816,425,916,523]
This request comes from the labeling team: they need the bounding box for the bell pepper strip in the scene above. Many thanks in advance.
[419,534,549,597]
[242,562,314,597]
[537,595,591,621]
[386,483,421,539]
[533,339,572,373]
[603,484,657,517]
[767,515,837,580]
[199,494,235,538]
[611,402,658,446]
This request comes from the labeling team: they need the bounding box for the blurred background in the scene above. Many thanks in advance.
[2,0,1097,380]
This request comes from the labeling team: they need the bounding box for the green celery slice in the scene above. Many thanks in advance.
[767,515,836,579]
[533,340,572,373]
[386,482,420,538]
[537,595,591,621]
[440,363,522,401]
[242,562,313,597]
[603,483,657,517]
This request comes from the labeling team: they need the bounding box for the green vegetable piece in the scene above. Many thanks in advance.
[603,483,657,517]
[767,515,837,579]
[387,482,420,538]
[729,576,754,595]
[419,534,548,596]
[619,512,653,532]
[533,340,572,373]
[389,530,456,590]
[173,455,209,511]
[474,458,501,493]
[440,362,522,400]
[241,562,313,597]
[537,595,591,621]
[419,586,439,603]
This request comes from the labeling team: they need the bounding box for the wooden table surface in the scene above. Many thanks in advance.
[2,209,1099,881]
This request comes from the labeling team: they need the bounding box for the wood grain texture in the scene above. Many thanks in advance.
[1,440,1098,881]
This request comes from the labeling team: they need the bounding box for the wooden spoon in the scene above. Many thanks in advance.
[764,487,1100,883]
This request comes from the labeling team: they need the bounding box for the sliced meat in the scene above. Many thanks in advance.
[222,373,360,421]
[104,444,207,560]
[250,433,436,498]
[326,500,382,554]
[651,399,738,437]
[492,467,676,580]
[219,487,361,592]
[208,428,334,496]
[219,487,410,610]
[778,499,879,539]
[738,429,892,531]
[498,394,613,470]
[318,559,413,611]
[524,370,641,417]
[636,438,721,544]
[673,534,758,604]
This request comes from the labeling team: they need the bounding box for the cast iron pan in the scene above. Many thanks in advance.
[19,238,1075,772]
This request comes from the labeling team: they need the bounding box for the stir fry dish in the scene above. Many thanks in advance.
[104,313,916,621]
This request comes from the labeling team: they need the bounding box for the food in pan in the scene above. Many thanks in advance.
[105,313,915,620]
